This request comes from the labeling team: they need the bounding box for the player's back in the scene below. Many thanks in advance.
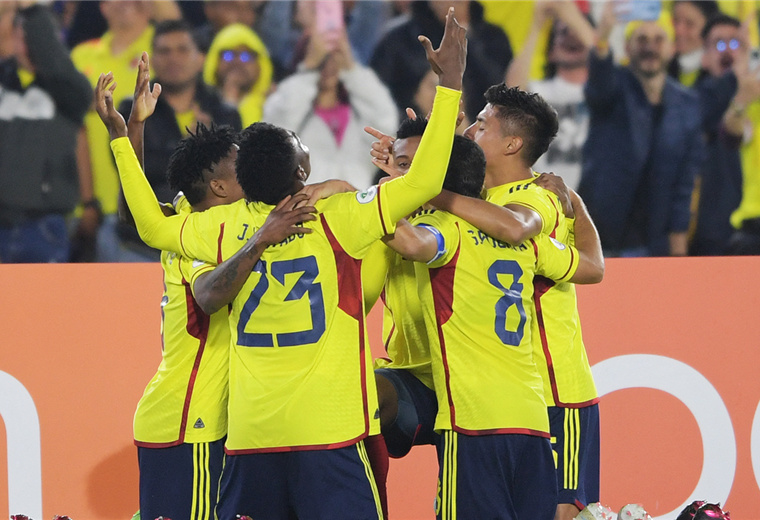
[211,192,390,453]
[411,209,579,436]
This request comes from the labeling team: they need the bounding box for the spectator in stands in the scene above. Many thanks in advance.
[669,1,720,86]
[202,22,272,127]
[194,0,259,53]
[71,0,156,262]
[0,2,91,263]
[258,1,390,80]
[118,21,242,262]
[263,27,397,189]
[371,0,512,122]
[690,14,751,255]
[505,0,595,190]
[580,4,701,257]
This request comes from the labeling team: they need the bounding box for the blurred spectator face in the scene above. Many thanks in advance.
[216,44,260,93]
[673,2,708,55]
[414,70,438,119]
[702,23,742,77]
[626,23,674,78]
[428,1,470,23]
[392,136,422,173]
[153,30,204,92]
[99,1,150,32]
[318,52,340,91]
[549,21,589,68]
[204,1,257,32]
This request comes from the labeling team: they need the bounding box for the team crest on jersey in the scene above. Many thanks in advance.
[550,237,566,250]
[356,185,378,204]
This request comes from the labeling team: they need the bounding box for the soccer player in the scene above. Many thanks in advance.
[98,10,467,519]
[379,133,602,520]
[437,84,604,520]
[111,54,314,520]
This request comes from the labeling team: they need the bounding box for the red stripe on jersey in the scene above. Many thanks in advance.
[217,222,226,264]
[429,243,460,428]
[548,196,560,238]
[134,439,183,448]
[383,323,396,353]
[377,185,388,236]
[452,425,551,438]
[225,434,367,454]
[559,246,575,281]
[178,214,190,258]
[176,277,211,443]
[322,214,371,436]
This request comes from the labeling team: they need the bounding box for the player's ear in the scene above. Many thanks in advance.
[209,178,227,198]
[503,135,523,157]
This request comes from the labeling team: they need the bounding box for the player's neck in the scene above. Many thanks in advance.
[483,162,533,189]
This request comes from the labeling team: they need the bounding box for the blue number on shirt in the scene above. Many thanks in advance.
[487,260,526,346]
[237,256,326,347]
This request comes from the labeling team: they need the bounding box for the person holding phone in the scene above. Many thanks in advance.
[579,2,701,257]
[263,22,397,190]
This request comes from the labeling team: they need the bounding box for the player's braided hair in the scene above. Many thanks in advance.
[484,83,559,167]
[166,122,239,206]
[236,122,299,205]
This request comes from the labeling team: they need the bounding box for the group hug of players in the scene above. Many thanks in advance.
[98,8,604,520]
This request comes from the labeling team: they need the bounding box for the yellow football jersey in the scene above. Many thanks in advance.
[71,27,154,215]
[133,201,229,446]
[369,241,434,390]
[487,179,599,407]
[412,209,579,436]
[172,190,398,453]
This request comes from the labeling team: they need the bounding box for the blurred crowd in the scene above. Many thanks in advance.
[2,0,760,263]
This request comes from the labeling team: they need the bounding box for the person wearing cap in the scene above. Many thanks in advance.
[578,2,702,257]
[203,22,273,127]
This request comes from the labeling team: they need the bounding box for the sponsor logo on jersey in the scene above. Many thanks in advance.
[193,418,205,429]
[550,237,567,251]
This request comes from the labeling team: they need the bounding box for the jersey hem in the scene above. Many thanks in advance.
[450,426,551,438]
[224,432,367,455]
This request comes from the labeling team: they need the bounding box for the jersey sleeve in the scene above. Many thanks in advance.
[180,256,216,298]
[410,210,460,269]
[532,234,579,283]
[361,240,394,312]
[377,86,461,225]
[110,137,222,263]
[510,185,563,236]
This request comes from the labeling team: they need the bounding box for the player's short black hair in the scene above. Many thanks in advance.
[153,19,197,49]
[236,122,298,204]
[166,123,238,206]
[396,117,428,139]
[701,13,741,40]
[674,1,720,26]
[484,83,559,167]
[443,135,486,199]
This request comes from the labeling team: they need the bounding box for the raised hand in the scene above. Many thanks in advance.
[255,193,317,247]
[95,72,128,140]
[417,7,467,91]
[297,179,356,207]
[129,52,162,124]
[364,125,395,164]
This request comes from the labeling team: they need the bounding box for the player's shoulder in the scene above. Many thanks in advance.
[316,185,380,211]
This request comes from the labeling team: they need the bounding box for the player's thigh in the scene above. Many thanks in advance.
[512,435,558,520]
[290,441,383,520]
[138,438,224,520]
[436,432,557,520]
[549,405,600,508]
[216,452,289,520]
[375,368,438,458]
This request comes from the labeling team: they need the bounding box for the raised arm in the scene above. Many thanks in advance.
[95,71,187,254]
[379,8,467,224]
[382,219,440,263]
[193,194,317,314]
